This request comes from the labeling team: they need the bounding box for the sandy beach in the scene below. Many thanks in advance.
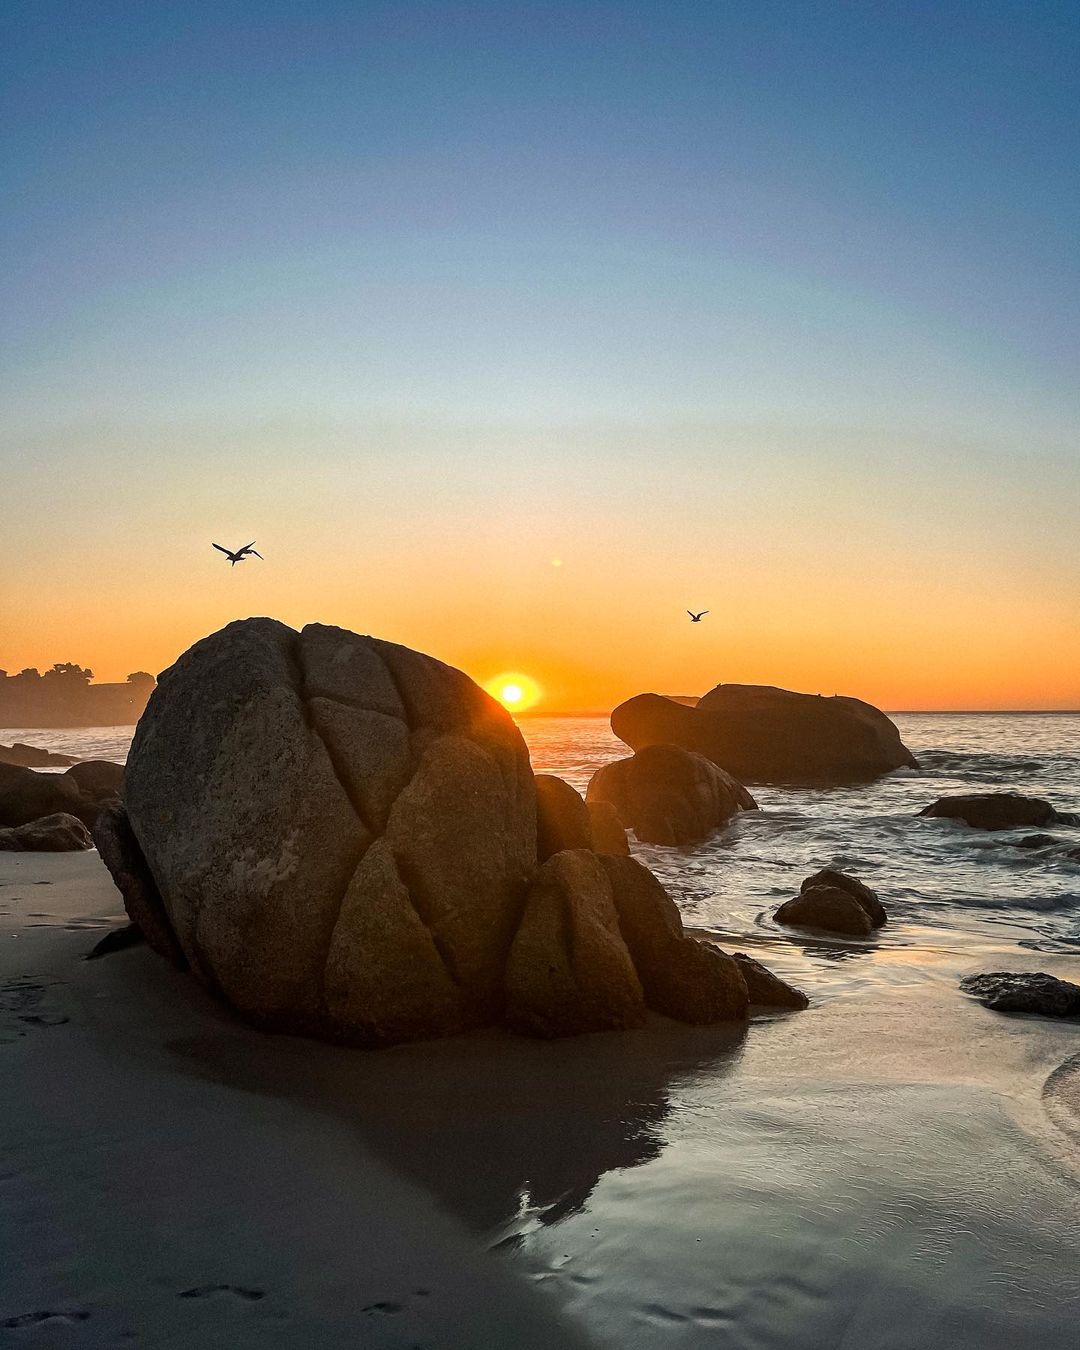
[3,846,1078,1348]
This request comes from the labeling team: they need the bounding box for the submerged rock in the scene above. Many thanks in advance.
[919,793,1077,831]
[1014,833,1060,850]
[731,953,810,1010]
[611,684,917,783]
[960,971,1080,1017]
[586,744,756,846]
[0,812,92,852]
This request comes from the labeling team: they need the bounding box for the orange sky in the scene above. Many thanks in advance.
[3,419,1078,712]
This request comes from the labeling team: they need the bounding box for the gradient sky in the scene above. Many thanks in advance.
[2,1,1078,710]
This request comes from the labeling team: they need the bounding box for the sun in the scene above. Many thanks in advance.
[484,671,541,714]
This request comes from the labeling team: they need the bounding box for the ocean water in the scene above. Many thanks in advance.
[7,713,1080,997]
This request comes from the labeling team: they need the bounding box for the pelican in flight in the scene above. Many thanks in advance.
[213,541,263,566]
[687,610,709,623]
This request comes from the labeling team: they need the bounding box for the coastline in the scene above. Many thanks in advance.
[3,849,1079,1347]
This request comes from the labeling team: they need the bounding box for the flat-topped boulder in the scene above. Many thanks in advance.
[611,684,917,783]
[587,744,756,846]
[0,742,78,768]
[919,793,1078,831]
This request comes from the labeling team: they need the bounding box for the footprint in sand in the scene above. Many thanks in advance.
[0,978,69,1044]
[1,1308,90,1329]
[177,1285,266,1303]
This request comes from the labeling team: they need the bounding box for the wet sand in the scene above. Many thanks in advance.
[2,850,1078,1347]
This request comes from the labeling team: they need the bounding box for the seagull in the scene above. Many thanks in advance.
[687,610,709,623]
[212,541,263,566]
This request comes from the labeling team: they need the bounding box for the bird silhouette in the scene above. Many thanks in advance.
[687,610,709,622]
[213,541,263,566]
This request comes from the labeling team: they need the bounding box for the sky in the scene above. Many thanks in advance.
[2,1,1078,711]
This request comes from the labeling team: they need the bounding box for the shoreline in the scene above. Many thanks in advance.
[3,849,1079,1346]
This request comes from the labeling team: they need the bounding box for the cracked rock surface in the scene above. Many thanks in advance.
[118,619,536,1044]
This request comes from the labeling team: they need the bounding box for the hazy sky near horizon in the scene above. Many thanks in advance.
[3,1,1078,710]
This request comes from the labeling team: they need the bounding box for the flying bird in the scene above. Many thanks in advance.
[213,541,263,566]
[687,610,709,623]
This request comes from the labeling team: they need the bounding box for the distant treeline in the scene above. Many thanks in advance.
[0,664,155,727]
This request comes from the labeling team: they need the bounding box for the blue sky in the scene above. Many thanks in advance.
[2,2,1078,705]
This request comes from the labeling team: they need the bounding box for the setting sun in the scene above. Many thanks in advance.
[484,671,542,713]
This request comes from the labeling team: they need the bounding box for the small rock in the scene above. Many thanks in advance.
[775,886,875,936]
[731,953,809,1009]
[800,867,887,926]
[960,971,1080,1017]
[1014,833,1060,850]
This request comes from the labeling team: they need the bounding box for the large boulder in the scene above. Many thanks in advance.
[111,619,537,1045]
[0,812,92,852]
[600,854,749,1022]
[0,764,85,827]
[919,793,1077,831]
[960,972,1080,1017]
[0,742,78,768]
[586,744,756,846]
[611,684,917,783]
[505,850,647,1037]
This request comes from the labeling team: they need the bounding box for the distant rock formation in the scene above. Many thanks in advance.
[611,684,917,783]
[775,868,887,936]
[587,744,756,846]
[960,971,1080,1017]
[0,742,78,768]
[98,619,800,1046]
[919,793,1078,831]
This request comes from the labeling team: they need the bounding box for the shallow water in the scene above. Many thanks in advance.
[524,713,1080,1000]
